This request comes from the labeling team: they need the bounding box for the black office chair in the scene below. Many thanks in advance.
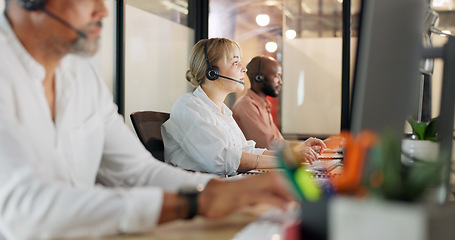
[130,111,170,162]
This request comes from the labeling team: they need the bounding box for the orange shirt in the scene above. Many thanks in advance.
[232,89,284,149]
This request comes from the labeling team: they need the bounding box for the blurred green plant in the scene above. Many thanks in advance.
[365,132,441,202]
[407,117,439,141]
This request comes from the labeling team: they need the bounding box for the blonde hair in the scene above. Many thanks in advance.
[186,38,242,87]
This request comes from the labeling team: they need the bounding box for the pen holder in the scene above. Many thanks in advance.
[300,199,328,240]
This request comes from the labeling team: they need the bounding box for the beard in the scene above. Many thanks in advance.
[69,21,102,57]
[262,80,279,98]
[70,36,100,57]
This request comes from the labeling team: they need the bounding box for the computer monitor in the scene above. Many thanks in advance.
[350,0,425,135]
[297,1,426,238]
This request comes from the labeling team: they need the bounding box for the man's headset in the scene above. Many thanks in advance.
[17,0,45,10]
[203,41,245,85]
[17,0,87,38]
[254,57,264,82]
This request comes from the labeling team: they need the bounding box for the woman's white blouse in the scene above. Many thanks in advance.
[162,86,266,176]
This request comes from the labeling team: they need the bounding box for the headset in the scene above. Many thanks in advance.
[203,41,245,85]
[17,0,45,10]
[254,57,264,82]
[17,0,87,38]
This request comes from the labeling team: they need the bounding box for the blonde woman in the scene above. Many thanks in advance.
[161,38,325,176]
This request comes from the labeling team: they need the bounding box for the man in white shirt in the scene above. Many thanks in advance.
[0,0,293,239]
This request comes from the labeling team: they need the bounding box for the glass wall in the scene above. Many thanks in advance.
[281,0,360,137]
[427,1,454,119]
[124,1,194,130]
[209,0,284,128]
[94,1,114,93]
[208,0,359,138]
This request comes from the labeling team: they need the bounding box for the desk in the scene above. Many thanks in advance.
[103,213,257,240]
[103,159,343,240]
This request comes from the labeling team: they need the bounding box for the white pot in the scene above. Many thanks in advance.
[330,197,455,240]
[401,139,439,165]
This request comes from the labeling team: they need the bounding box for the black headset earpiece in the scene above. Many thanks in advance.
[202,40,246,85]
[18,0,46,11]
[254,57,264,82]
[204,41,220,81]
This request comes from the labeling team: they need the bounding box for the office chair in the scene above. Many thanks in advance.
[130,111,170,162]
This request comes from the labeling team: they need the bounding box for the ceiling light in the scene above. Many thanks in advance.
[161,0,188,15]
[285,29,297,39]
[256,14,270,27]
[265,42,278,53]
[432,0,449,7]
[264,0,280,6]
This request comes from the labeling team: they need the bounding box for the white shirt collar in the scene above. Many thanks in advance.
[193,86,232,117]
[0,13,46,82]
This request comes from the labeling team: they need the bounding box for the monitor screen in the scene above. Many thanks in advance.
[350,0,425,136]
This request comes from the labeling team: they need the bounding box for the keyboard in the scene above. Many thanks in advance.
[309,159,341,171]
[233,207,300,240]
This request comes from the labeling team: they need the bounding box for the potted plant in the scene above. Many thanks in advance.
[402,117,439,165]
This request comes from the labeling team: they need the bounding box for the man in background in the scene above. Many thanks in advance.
[233,56,336,161]
[232,56,285,149]
[0,1,292,238]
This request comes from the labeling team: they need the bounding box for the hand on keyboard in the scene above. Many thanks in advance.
[233,205,300,240]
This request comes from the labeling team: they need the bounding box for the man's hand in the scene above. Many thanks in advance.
[197,172,293,219]
[303,137,327,153]
[293,137,327,164]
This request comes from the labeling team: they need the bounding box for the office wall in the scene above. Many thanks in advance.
[282,38,356,136]
[124,5,194,129]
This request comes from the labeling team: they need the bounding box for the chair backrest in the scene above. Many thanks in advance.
[130,111,170,162]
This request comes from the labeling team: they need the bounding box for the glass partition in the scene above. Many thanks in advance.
[209,0,284,127]
[124,1,194,130]
[281,0,360,137]
[427,1,453,119]
[93,1,115,92]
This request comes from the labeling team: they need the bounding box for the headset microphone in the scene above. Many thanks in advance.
[42,9,87,38]
[214,73,246,85]
[18,0,87,39]
[204,41,245,85]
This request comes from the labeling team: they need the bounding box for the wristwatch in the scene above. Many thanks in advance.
[178,185,204,220]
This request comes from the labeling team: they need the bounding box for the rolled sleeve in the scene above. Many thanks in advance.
[243,139,267,155]
[224,146,242,176]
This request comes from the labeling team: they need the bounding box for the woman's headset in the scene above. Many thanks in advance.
[204,41,220,81]
[203,40,245,85]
